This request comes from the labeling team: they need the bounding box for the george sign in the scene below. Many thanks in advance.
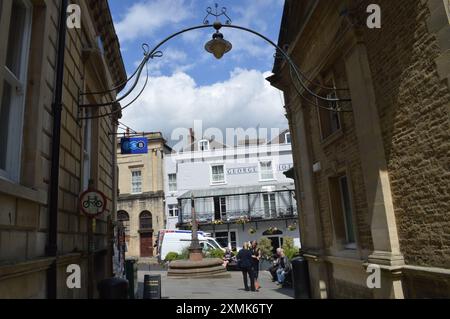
[79,188,107,218]
[227,166,257,175]
[120,137,148,154]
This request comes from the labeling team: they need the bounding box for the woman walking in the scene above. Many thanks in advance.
[251,240,261,291]
[236,242,256,292]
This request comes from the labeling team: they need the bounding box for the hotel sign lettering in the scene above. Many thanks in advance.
[278,163,294,171]
[227,167,257,175]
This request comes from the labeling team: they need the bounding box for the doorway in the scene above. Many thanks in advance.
[140,232,153,257]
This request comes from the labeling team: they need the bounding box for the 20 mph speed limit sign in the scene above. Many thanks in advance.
[79,188,107,218]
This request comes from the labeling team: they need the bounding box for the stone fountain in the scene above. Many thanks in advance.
[167,195,229,278]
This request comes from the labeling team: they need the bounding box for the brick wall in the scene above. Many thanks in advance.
[361,0,450,268]
[0,0,122,298]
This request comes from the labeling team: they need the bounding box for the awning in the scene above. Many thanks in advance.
[178,183,295,200]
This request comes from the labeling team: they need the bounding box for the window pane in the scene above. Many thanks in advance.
[212,165,224,183]
[340,176,355,244]
[132,171,142,193]
[140,212,152,229]
[6,0,27,77]
[168,174,177,191]
[260,161,273,180]
[0,81,12,170]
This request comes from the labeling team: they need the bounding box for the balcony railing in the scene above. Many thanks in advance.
[178,205,298,225]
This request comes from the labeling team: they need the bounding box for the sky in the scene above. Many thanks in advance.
[109,0,287,146]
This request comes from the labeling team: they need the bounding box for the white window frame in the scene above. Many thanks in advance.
[168,173,177,192]
[210,164,226,185]
[131,169,142,194]
[0,0,32,182]
[259,161,275,181]
[168,204,179,217]
[214,229,238,250]
[198,139,210,151]
[262,192,277,218]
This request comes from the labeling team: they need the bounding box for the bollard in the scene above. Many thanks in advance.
[143,274,161,299]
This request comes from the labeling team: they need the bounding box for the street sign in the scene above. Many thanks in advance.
[79,188,107,218]
[120,137,148,154]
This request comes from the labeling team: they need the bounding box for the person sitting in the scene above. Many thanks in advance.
[276,249,291,287]
[269,248,282,282]
[222,247,233,268]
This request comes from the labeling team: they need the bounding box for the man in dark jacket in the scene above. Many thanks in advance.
[269,248,282,282]
[276,249,291,286]
[237,243,256,292]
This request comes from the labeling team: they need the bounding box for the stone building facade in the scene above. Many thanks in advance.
[0,0,126,298]
[269,0,450,298]
[117,133,171,258]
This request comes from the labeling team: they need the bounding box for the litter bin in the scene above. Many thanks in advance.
[125,258,138,299]
[291,256,311,299]
[97,278,128,299]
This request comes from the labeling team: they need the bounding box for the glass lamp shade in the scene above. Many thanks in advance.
[205,33,232,59]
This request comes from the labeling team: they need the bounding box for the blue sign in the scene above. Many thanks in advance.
[121,137,148,154]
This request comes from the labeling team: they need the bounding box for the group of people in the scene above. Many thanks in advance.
[235,242,292,292]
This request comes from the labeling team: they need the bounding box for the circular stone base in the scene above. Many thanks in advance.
[168,258,230,278]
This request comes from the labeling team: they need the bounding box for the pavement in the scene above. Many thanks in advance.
[137,266,294,299]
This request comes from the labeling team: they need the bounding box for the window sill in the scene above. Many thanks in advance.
[0,177,47,204]
[211,182,227,186]
[320,129,344,148]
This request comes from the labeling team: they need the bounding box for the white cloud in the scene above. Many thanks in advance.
[115,0,193,43]
[120,68,287,143]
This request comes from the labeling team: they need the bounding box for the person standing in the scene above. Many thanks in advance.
[237,242,256,292]
[251,240,261,290]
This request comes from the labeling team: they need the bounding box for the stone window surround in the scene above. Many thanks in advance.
[325,167,361,256]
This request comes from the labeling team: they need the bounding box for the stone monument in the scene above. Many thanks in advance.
[167,195,229,278]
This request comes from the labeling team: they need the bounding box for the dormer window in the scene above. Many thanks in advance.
[199,140,209,151]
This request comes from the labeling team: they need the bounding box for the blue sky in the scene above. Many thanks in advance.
[109,0,287,143]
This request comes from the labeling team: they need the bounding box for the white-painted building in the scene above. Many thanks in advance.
[163,130,300,252]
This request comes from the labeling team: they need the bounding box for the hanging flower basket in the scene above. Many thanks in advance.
[266,227,279,235]
[248,227,257,235]
[288,223,297,231]
[212,220,224,225]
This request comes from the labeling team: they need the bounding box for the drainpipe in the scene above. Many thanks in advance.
[47,0,68,299]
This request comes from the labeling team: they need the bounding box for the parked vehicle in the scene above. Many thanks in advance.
[157,230,225,261]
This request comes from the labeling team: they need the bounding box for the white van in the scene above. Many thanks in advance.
[157,230,225,261]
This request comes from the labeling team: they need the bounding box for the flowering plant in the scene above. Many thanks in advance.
[212,219,224,225]
[288,223,297,231]
[236,216,250,225]
[248,227,256,235]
